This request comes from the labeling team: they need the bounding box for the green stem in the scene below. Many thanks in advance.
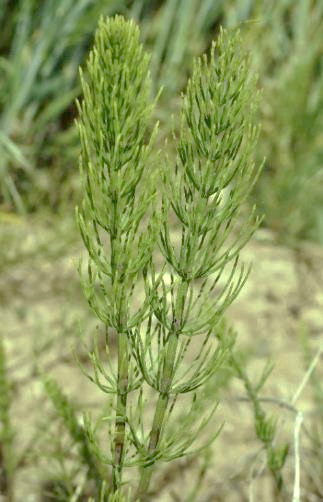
[110,197,118,283]
[109,195,129,491]
[137,280,189,499]
[113,331,129,491]
[137,332,178,498]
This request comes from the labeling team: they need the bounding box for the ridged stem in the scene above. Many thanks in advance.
[113,331,129,490]
[110,196,129,491]
[137,280,189,499]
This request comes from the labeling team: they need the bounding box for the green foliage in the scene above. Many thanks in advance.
[139,0,225,96]
[1,2,322,500]
[232,354,289,494]
[1,0,322,250]
[87,482,132,502]
[76,14,160,494]
[0,0,126,212]
[76,14,159,328]
[42,374,103,492]
[104,482,132,502]
[76,15,262,500]
[299,324,323,499]
[241,0,323,244]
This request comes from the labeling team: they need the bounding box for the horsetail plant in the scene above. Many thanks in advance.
[76,15,160,495]
[76,15,263,501]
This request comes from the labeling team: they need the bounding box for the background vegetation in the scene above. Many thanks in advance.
[0,0,322,500]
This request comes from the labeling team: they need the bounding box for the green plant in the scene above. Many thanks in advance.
[76,14,262,501]
[232,355,289,497]
[139,0,225,95]
[238,0,323,245]
[0,0,127,212]
[42,375,103,493]
[132,0,228,143]
[298,324,323,500]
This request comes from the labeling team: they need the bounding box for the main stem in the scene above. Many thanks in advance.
[113,331,128,490]
[110,196,129,491]
[137,332,178,498]
[137,280,189,499]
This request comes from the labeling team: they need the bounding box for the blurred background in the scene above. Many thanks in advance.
[0,1,323,500]
[1,0,322,244]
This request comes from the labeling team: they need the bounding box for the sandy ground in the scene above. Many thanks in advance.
[1,215,322,501]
